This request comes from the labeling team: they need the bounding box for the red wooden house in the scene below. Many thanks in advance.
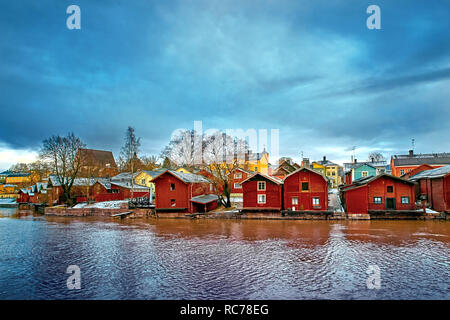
[229,168,251,197]
[241,173,283,211]
[283,167,328,211]
[410,165,450,213]
[90,180,150,202]
[153,170,218,213]
[341,174,416,215]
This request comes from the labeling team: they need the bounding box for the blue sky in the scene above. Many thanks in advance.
[0,0,449,170]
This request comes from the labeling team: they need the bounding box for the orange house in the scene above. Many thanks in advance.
[391,150,450,177]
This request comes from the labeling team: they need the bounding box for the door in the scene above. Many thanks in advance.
[386,198,396,210]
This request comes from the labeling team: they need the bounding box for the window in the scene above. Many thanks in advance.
[170,183,175,191]
[374,197,382,204]
[234,173,242,179]
[258,181,266,191]
[401,196,410,204]
[301,182,309,191]
[254,167,258,172]
[361,171,368,177]
[312,197,320,205]
[257,194,266,204]
[234,183,242,189]
[400,169,405,175]
[170,199,176,207]
[141,179,146,185]
[292,197,298,205]
[387,186,393,193]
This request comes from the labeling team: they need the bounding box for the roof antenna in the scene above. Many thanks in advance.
[411,138,415,151]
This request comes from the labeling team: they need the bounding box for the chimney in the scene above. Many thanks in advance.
[409,150,414,157]
[323,156,326,162]
[355,159,357,163]
[351,155,354,163]
[302,158,310,168]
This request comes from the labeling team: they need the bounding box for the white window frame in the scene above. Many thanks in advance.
[292,197,298,205]
[361,171,369,177]
[234,183,242,189]
[257,194,266,204]
[374,197,382,204]
[312,197,320,205]
[400,169,405,175]
[257,181,266,191]
[234,173,242,179]
[401,196,410,204]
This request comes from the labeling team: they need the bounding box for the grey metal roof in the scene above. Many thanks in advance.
[190,194,218,204]
[142,170,165,178]
[241,172,284,185]
[392,153,450,166]
[111,172,138,181]
[164,170,210,183]
[409,165,450,180]
[49,175,101,187]
[110,181,149,190]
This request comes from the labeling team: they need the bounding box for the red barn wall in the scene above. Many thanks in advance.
[155,174,189,212]
[242,179,282,210]
[345,186,368,214]
[283,170,328,211]
[366,176,415,211]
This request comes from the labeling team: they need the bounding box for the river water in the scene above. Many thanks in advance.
[0,208,449,300]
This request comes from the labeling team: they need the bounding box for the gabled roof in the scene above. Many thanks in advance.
[409,165,450,181]
[240,172,283,185]
[140,170,166,178]
[282,167,328,182]
[78,148,118,167]
[343,174,415,192]
[152,170,210,184]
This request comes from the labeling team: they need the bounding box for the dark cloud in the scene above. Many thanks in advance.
[0,0,449,168]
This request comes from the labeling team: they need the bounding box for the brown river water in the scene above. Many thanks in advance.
[0,208,449,299]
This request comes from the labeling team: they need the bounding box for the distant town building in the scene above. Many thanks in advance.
[312,156,342,188]
[390,150,450,177]
[77,148,119,178]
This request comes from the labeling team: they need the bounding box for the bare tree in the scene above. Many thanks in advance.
[9,163,30,173]
[119,126,141,199]
[162,129,249,207]
[141,155,160,171]
[368,152,385,162]
[39,133,86,205]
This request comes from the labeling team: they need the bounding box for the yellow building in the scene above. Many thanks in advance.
[5,173,30,185]
[244,150,269,175]
[134,170,165,200]
[0,184,18,199]
[313,157,342,188]
[175,167,191,174]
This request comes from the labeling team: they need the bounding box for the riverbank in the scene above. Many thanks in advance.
[44,205,448,220]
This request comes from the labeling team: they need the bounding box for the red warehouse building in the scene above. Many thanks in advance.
[410,165,450,213]
[341,174,416,215]
[229,168,251,198]
[241,173,283,211]
[153,170,218,213]
[283,167,328,211]
[90,180,150,202]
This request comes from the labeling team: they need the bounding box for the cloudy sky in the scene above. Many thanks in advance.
[0,0,449,170]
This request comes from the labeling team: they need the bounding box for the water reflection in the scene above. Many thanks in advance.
[0,209,449,300]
